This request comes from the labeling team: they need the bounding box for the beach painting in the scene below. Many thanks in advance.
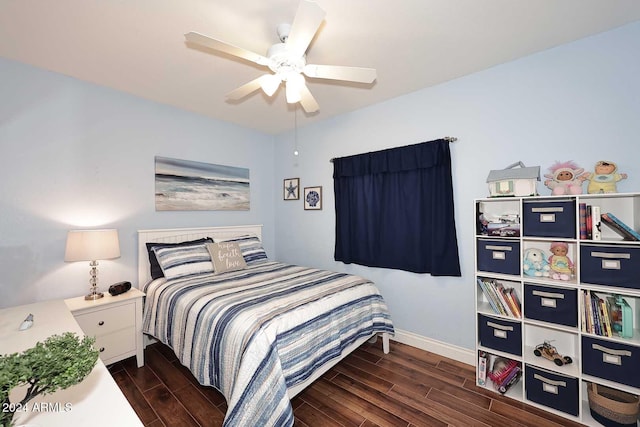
[155,156,250,211]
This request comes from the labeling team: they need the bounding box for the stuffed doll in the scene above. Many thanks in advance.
[548,242,573,281]
[523,248,550,277]
[583,160,627,194]
[543,161,586,195]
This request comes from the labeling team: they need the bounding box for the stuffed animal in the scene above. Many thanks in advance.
[543,161,586,195]
[583,160,627,194]
[548,242,574,281]
[523,248,550,277]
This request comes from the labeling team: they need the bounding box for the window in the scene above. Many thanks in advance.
[333,139,461,276]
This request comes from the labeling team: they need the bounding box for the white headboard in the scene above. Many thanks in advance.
[137,224,263,288]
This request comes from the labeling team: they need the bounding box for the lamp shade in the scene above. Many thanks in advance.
[64,229,121,262]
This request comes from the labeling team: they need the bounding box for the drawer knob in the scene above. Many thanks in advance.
[99,347,105,353]
[98,321,105,326]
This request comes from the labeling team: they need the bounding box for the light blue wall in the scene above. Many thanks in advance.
[2,22,639,351]
[0,58,275,307]
[273,22,640,350]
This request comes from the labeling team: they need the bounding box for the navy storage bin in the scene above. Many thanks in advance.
[478,314,522,356]
[525,365,579,416]
[477,239,520,276]
[582,336,640,388]
[523,199,576,238]
[524,284,577,327]
[580,244,640,290]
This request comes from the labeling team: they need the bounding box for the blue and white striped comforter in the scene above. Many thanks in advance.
[143,261,394,426]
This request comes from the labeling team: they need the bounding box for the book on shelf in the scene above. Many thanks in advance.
[601,212,640,241]
[586,205,592,239]
[478,351,487,386]
[477,278,521,318]
[582,290,594,334]
[579,203,588,240]
[477,278,503,316]
[591,205,601,241]
[505,288,522,318]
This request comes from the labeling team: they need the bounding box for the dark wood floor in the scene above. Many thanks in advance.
[108,339,585,426]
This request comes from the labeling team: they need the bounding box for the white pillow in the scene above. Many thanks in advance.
[153,243,214,279]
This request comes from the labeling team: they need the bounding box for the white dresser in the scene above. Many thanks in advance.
[0,299,143,427]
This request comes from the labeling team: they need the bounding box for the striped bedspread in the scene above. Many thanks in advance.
[143,261,394,427]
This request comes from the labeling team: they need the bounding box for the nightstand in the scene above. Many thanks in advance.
[65,287,145,367]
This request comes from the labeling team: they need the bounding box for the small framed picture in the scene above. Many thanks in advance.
[304,186,322,210]
[283,178,300,200]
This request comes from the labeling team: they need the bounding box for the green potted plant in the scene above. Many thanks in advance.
[0,332,99,427]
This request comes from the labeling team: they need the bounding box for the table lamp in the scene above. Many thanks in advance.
[65,229,121,300]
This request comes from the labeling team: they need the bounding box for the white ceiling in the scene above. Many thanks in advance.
[2,1,640,135]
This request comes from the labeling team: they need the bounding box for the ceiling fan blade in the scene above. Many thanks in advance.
[286,0,326,57]
[226,77,264,100]
[299,83,319,113]
[185,32,269,66]
[227,74,282,100]
[304,64,377,83]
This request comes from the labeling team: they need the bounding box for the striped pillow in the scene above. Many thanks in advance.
[153,243,214,279]
[213,235,268,266]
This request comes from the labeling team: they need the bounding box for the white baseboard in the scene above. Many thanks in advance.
[391,329,475,366]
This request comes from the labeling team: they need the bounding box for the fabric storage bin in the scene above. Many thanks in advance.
[478,314,522,356]
[477,239,521,276]
[580,244,640,290]
[523,199,576,238]
[523,284,578,327]
[525,365,579,416]
[582,336,640,389]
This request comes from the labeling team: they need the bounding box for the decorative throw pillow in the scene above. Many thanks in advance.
[206,242,247,274]
[153,242,214,280]
[213,234,268,266]
[146,238,213,279]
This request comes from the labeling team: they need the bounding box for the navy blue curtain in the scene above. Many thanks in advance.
[333,139,461,276]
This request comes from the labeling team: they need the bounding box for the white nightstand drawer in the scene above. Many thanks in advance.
[65,288,145,367]
[94,327,136,363]
[75,303,135,336]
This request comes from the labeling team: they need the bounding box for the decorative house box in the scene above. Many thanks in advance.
[487,161,540,197]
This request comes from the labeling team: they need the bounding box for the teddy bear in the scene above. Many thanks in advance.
[583,160,627,194]
[548,241,574,281]
[543,161,586,195]
[523,248,550,277]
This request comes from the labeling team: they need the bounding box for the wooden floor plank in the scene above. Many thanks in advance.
[143,384,199,427]
[331,373,445,427]
[388,385,491,427]
[296,386,365,426]
[171,383,226,426]
[110,369,159,425]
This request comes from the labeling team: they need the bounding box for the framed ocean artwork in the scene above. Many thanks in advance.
[155,156,250,211]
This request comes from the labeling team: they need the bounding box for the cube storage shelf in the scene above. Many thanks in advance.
[475,193,640,426]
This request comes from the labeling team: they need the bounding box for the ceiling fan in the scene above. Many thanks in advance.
[184,0,376,113]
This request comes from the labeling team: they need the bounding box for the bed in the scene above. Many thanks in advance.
[137,225,394,427]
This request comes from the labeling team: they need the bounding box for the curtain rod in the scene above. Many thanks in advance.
[329,136,458,163]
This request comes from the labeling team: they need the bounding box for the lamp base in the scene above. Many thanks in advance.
[85,291,104,301]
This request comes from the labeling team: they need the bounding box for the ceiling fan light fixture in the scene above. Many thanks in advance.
[258,74,281,97]
[285,73,304,104]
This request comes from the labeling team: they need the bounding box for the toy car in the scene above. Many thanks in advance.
[533,341,572,366]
